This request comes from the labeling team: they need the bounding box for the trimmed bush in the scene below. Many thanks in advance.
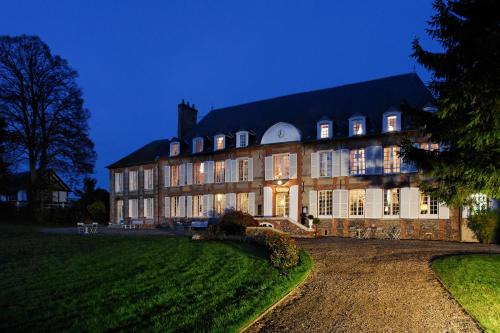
[246,228,300,270]
[87,201,107,223]
[468,209,499,244]
[219,210,259,235]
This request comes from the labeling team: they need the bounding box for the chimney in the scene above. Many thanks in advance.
[177,99,198,139]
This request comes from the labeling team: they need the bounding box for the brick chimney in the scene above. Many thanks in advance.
[177,99,198,139]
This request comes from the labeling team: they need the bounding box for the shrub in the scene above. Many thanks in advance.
[219,210,259,235]
[265,233,299,270]
[87,201,107,223]
[468,210,499,244]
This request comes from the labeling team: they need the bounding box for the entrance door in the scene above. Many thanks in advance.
[276,192,289,217]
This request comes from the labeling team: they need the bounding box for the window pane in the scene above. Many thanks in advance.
[319,152,332,177]
[320,124,329,138]
[273,155,289,179]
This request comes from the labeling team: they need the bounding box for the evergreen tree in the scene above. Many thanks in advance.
[402,0,500,206]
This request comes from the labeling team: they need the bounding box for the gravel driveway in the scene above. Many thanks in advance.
[247,238,500,333]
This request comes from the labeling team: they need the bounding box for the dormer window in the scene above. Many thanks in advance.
[349,116,366,136]
[214,135,225,151]
[236,131,249,148]
[382,109,401,133]
[170,142,180,156]
[317,120,333,140]
[192,137,203,153]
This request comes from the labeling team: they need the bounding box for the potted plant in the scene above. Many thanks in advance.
[312,217,321,237]
[307,215,314,229]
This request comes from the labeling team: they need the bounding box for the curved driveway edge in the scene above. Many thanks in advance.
[247,238,500,333]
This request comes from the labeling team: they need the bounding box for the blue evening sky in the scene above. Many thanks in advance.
[0,0,440,189]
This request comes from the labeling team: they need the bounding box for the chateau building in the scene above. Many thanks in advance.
[107,73,472,241]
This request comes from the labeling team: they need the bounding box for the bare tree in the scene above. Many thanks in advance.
[0,35,96,208]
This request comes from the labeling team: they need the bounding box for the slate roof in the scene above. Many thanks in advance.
[107,73,434,169]
[3,170,70,192]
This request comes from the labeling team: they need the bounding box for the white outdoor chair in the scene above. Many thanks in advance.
[391,228,401,240]
[362,228,372,239]
[77,222,85,234]
[91,222,98,234]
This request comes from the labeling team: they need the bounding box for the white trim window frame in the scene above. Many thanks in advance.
[129,170,138,191]
[238,158,249,182]
[214,161,225,183]
[192,194,204,217]
[215,135,225,151]
[236,192,249,214]
[128,198,138,219]
[318,150,332,177]
[114,172,123,193]
[352,118,364,136]
[171,196,181,217]
[318,190,333,217]
[383,188,400,217]
[350,148,366,175]
[236,131,249,148]
[273,153,290,180]
[193,162,205,185]
[349,189,365,217]
[419,192,439,218]
[170,142,180,156]
[144,169,154,190]
[383,146,401,174]
[144,197,154,219]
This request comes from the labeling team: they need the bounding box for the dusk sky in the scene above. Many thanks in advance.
[0,0,440,189]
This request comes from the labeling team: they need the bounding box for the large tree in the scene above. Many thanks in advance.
[402,0,500,206]
[0,35,96,207]
[0,116,10,188]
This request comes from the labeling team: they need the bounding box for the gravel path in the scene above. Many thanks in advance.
[248,238,500,333]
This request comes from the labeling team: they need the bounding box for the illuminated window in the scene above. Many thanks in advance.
[383,146,400,174]
[383,189,400,216]
[320,123,330,139]
[116,200,124,221]
[273,154,290,180]
[237,193,249,213]
[192,195,204,217]
[193,138,203,153]
[350,149,366,175]
[170,196,182,217]
[319,151,332,177]
[470,193,489,213]
[318,190,333,216]
[420,142,439,151]
[215,161,225,183]
[170,142,180,156]
[215,194,226,216]
[238,159,248,181]
[193,162,204,184]
[353,120,363,135]
[170,165,180,186]
[215,135,225,150]
[276,193,289,217]
[387,116,397,132]
[420,193,438,215]
[128,199,138,218]
[349,190,365,216]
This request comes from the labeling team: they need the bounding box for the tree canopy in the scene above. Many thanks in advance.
[0,35,96,205]
[402,0,500,206]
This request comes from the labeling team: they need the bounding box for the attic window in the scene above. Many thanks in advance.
[236,131,249,148]
[353,120,363,135]
[320,124,329,139]
[193,137,203,153]
[170,142,180,156]
[387,116,397,132]
[215,135,225,151]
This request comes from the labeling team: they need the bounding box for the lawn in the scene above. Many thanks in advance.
[0,224,312,332]
[432,254,500,333]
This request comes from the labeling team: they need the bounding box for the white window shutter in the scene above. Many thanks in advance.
[366,188,382,218]
[248,158,253,181]
[179,164,186,186]
[164,196,170,217]
[202,195,209,217]
[311,152,319,178]
[400,188,410,218]
[366,146,383,174]
[340,149,350,176]
[409,188,420,218]
[289,185,298,222]
[263,186,273,216]
[207,194,214,217]
[231,160,238,182]
[205,161,214,184]
[289,153,297,179]
[179,196,186,217]
[382,116,388,133]
[309,190,317,217]
[248,192,255,216]
[339,190,348,218]
[333,150,341,177]
[186,196,193,218]
[265,156,273,180]
[332,190,340,218]
[396,114,401,131]
[225,159,232,183]
[186,163,193,185]
[227,193,236,210]
[163,165,170,187]
[438,202,450,219]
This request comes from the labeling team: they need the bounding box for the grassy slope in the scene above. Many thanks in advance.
[0,225,312,332]
[432,254,500,333]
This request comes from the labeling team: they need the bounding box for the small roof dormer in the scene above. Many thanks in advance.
[348,113,366,136]
[214,134,226,151]
[192,136,204,154]
[317,116,333,140]
[382,107,401,133]
[236,130,249,148]
[170,140,180,157]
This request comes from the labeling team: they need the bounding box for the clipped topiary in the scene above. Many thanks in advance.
[468,209,499,244]
[219,209,259,235]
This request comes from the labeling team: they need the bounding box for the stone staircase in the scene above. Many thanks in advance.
[255,217,315,237]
